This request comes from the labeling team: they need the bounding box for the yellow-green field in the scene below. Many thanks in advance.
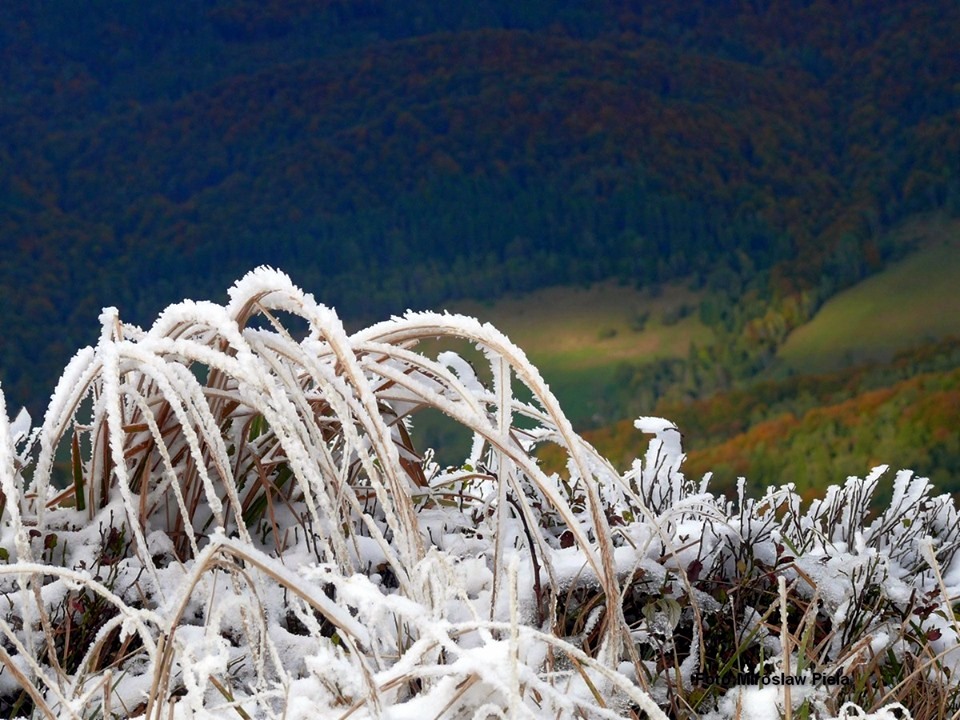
[409,281,711,463]
[438,280,711,419]
[443,281,709,369]
[779,216,960,373]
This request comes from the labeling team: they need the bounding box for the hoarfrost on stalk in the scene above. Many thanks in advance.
[0,268,954,719]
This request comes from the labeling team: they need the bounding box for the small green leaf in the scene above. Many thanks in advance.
[248,414,268,441]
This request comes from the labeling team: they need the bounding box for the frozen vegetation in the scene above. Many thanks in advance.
[0,268,956,719]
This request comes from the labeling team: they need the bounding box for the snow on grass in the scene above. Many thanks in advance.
[0,268,955,719]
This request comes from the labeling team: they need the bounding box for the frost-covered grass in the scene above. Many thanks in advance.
[0,268,957,719]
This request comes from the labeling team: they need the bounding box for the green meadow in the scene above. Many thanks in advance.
[779,217,960,373]
[411,281,711,464]
[413,216,960,469]
[440,280,711,421]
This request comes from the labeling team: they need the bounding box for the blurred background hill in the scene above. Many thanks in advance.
[1,0,958,495]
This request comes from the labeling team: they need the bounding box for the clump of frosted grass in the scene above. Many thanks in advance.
[0,268,955,719]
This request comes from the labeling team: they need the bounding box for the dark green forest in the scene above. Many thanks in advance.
[1,0,958,450]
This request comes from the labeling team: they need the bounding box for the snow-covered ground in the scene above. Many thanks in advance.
[0,269,954,719]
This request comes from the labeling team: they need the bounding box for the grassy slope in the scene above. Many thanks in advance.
[413,216,960,486]
[779,217,960,373]
[410,281,710,466]
[523,217,960,501]
[690,218,960,496]
[442,216,959,424]
[440,280,711,422]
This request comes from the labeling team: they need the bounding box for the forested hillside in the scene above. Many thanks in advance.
[2,0,958,417]
[549,337,960,498]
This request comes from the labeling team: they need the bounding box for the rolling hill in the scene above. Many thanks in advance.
[779,216,960,372]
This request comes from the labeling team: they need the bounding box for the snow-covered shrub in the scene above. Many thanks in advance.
[0,268,955,719]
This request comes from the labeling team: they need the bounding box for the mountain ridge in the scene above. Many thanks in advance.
[1,0,958,415]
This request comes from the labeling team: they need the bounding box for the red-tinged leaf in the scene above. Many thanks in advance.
[927,629,942,642]
[686,559,703,582]
[559,530,575,549]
